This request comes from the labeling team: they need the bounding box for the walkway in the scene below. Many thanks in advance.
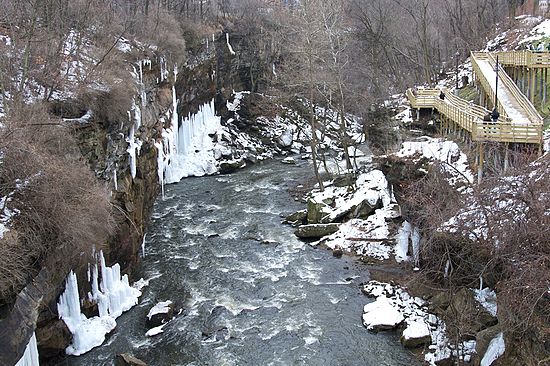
[406,51,544,146]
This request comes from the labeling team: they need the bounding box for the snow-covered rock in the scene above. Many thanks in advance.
[146,300,175,328]
[362,296,404,331]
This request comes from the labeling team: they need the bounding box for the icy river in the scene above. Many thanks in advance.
[67,159,420,366]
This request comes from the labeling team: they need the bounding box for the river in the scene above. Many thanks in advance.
[67,159,420,366]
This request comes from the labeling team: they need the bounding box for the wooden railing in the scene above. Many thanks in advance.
[495,50,550,68]
[471,52,543,126]
[406,88,543,144]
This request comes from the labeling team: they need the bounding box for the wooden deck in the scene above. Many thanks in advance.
[406,51,544,146]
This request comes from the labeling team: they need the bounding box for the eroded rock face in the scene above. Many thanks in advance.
[35,319,71,358]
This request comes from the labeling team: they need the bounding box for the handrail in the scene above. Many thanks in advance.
[471,51,543,125]
[405,87,543,144]
[495,50,550,68]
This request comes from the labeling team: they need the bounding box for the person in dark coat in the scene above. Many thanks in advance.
[491,108,500,122]
[439,91,445,100]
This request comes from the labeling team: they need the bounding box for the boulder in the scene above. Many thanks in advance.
[147,300,175,328]
[444,288,498,335]
[276,128,293,148]
[281,157,296,165]
[36,319,72,358]
[219,160,245,174]
[362,296,404,331]
[284,210,307,226]
[306,198,331,224]
[474,324,502,365]
[333,173,356,188]
[115,353,147,366]
[350,198,380,220]
[400,319,432,348]
[294,224,340,239]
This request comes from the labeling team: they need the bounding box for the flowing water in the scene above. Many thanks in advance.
[67,160,420,366]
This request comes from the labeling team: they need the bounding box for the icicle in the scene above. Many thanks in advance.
[141,234,147,257]
[226,33,236,55]
[113,166,118,191]
[272,63,277,77]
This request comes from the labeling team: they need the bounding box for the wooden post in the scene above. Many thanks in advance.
[530,68,536,103]
[504,142,509,172]
[477,143,484,184]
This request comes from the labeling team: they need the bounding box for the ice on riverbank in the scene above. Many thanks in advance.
[57,251,145,356]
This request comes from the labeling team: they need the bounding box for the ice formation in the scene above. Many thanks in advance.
[57,252,142,356]
[14,332,39,366]
[226,33,236,55]
[480,332,505,366]
[157,98,223,185]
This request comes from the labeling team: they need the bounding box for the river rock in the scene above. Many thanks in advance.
[362,296,404,331]
[294,224,340,239]
[284,210,307,226]
[115,353,147,366]
[281,157,296,165]
[332,245,344,258]
[400,318,432,348]
[147,300,175,328]
[306,198,331,224]
[276,128,293,148]
[35,319,72,358]
[219,159,245,174]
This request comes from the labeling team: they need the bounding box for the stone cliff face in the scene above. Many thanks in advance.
[1,28,281,365]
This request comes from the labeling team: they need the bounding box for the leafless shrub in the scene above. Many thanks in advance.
[0,102,114,304]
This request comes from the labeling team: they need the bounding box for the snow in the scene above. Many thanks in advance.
[0,187,22,239]
[475,59,529,124]
[226,91,249,112]
[363,281,477,365]
[226,33,236,55]
[474,287,498,317]
[480,333,505,366]
[145,324,165,337]
[402,318,431,342]
[57,252,143,356]
[362,296,404,330]
[147,300,173,320]
[396,136,474,189]
[15,332,39,366]
[520,18,550,45]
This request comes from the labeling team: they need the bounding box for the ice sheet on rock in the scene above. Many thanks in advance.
[480,332,505,366]
[15,332,39,366]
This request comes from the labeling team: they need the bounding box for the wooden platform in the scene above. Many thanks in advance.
[406,51,544,146]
